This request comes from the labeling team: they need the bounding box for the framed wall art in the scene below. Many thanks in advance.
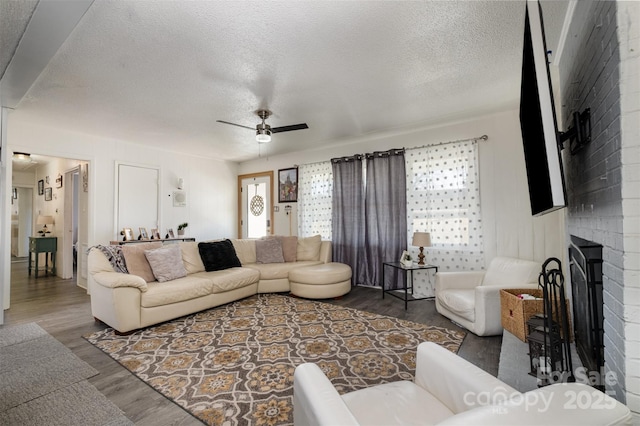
[82,163,89,192]
[55,174,63,188]
[38,179,44,195]
[44,187,52,201]
[278,167,298,203]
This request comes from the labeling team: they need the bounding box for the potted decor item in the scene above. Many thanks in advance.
[177,222,188,236]
[401,250,413,267]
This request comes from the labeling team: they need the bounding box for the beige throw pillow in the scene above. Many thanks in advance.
[297,235,322,261]
[179,241,205,274]
[275,236,298,262]
[256,238,285,264]
[121,242,163,282]
[230,239,257,264]
[144,244,187,283]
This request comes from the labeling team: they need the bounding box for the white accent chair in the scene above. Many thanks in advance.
[435,257,541,336]
[293,342,632,426]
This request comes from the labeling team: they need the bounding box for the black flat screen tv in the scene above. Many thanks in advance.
[519,0,567,216]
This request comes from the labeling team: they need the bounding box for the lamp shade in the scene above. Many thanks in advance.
[412,232,431,247]
[37,215,54,225]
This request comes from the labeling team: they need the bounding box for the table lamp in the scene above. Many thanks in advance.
[412,232,431,265]
[37,215,54,235]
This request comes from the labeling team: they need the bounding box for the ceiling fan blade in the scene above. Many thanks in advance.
[271,123,309,133]
[216,120,255,131]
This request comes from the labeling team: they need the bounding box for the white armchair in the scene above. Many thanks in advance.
[435,257,541,336]
[293,342,632,425]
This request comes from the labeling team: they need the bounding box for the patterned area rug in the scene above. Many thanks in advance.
[85,294,465,425]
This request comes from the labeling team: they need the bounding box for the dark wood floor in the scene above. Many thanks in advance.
[3,260,501,425]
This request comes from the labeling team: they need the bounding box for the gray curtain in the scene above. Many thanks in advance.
[331,155,364,283]
[360,149,407,289]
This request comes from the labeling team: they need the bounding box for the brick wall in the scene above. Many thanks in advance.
[559,0,639,413]
[617,0,640,415]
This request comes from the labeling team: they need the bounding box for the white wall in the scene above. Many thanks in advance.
[2,117,238,310]
[239,109,565,267]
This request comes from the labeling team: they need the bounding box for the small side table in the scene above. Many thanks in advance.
[382,261,438,310]
[28,236,57,278]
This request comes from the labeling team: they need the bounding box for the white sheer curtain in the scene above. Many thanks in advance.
[297,161,333,239]
[406,139,484,297]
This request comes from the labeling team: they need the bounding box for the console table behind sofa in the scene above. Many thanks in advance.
[109,237,196,245]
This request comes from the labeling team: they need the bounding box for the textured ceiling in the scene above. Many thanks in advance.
[0,0,37,80]
[3,1,569,163]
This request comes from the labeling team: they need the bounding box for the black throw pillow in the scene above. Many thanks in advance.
[198,239,242,271]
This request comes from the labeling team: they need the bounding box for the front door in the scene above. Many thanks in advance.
[238,171,274,238]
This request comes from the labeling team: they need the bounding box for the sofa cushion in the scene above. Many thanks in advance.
[231,239,257,264]
[341,380,454,425]
[198,240,242,271]
[438,289,475,322]
[256,238,285,264]
[276,236,298,262]
[246,261,322,280]
[179,241,205,274]
[141,275,214,308]
[193,268,260,293]
[144,244,187,283]
[297,235,322,261]
[121,242,163,282]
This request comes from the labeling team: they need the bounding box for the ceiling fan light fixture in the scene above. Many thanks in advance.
[256,124,272,143]
[256,130,271,143]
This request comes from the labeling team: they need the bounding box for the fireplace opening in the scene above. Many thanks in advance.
[569,235,604,389]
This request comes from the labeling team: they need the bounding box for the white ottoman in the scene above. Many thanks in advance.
[289,262,352,299]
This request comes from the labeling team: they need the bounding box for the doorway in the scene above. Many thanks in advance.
[238,171,274,238]
[9,153,90,290]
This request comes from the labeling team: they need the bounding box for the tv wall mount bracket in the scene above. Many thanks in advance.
[558,108,591,155]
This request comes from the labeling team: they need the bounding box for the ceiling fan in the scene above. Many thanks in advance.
[217,110,308,143]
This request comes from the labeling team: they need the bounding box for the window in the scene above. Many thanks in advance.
[405,140,484,295]
[297,162,332,239]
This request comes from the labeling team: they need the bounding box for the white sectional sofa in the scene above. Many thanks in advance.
[88,236,351,334]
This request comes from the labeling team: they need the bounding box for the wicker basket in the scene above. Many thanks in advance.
[500,288,545,342]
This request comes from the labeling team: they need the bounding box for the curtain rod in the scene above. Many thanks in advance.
[405,134,488,152]
[296,134,488,168]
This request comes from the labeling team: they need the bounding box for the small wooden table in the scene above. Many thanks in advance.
[382,261,438,310]
[29,236,57,278]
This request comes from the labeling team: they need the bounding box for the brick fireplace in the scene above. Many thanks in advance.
[558,0,639,414]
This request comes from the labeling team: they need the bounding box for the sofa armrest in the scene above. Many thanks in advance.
[436,383,632,425]
[415,342,518,414]
[92,271,148,292]
[294,363,360,426]
[435,271,485,293]
[473,283,538,336]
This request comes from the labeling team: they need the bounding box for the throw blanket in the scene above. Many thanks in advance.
[91,245,128,273]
